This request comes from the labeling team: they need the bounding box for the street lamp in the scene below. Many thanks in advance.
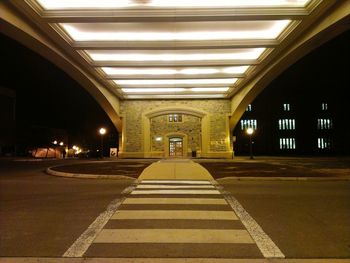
[99,127,106,158]
[246,127,254,159]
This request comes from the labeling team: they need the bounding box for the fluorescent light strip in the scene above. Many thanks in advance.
[122,88,186,93]
[191,87,229,92]
[89,49,265,61]
[102,66,249,75]
[62,21,290,41]
[121,87,229,93]
[116,78,237,86]
[37,0,311,9]
[125,94,227,99]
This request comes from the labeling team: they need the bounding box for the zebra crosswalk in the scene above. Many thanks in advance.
[82,180,264,258]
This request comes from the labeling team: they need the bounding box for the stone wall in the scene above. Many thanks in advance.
[120,99,231,156]
[151,114,201,152]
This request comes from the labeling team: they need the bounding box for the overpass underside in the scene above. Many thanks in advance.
[1,0,349,158]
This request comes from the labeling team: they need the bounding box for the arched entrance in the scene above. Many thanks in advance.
[143,106,209,158]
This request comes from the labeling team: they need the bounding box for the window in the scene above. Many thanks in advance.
[318,138,331,149]
[240,119,257,130]
[169,114,182,122]
[278,119,295,130]
[283,103,290,111]
[279,138,296,150]
[321,103,328,111]
[246,104,252,112]
[317,118,332,129]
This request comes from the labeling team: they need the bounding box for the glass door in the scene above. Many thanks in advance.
[169,137,183,157]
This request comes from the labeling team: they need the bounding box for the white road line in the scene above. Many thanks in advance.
[136,184,215,189]
[221,190,285,259]
[123,197,228,205]
[93,229,254,244]
[62,185,135,257]
[141,180,211,184]
[111,210,238,220]
[131,189,221,195]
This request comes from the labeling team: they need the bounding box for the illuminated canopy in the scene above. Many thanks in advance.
[14,0,326,98]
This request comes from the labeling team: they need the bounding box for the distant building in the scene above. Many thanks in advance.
[233,90,349,156]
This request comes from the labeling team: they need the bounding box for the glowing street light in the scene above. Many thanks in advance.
[99,128,107,158]
[59,141,64,146]
[53,140,58,145]
[246,127,254,159]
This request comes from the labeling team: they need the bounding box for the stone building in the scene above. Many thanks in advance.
[120,100,232,158]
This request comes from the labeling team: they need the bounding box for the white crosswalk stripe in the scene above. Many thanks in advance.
[123,197,228,205]
[131,189,221,194]
[65,179,280,259]
[111,210,238,220]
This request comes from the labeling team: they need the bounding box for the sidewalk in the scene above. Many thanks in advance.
[139,159,213,180]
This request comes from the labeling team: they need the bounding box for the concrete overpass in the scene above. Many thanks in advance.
[1,0,349,158]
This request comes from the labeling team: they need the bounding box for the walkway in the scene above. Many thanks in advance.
[139,159,213,180]
[65,159,283,259]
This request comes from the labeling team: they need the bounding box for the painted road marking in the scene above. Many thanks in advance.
[221,189,285,259]
[62,185,135,257]
[123,198,227,205]
[136,184,215,189]
[141,180,211,184]
[93,229,254,244]
[111,210,238,220]
[131,189,221,195]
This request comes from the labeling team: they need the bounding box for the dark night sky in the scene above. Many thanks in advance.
[0,30,349,152]
[0,33,118,150]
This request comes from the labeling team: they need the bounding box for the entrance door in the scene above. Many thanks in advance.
[169,137,183,157]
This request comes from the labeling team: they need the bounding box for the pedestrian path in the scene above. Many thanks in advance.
[83,179,263,258]
[138,159,213,180]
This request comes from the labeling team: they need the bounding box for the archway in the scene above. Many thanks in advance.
[142,106,209,158]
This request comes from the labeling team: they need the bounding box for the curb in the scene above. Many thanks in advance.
[46,167,136,180]
[217,176,350,181]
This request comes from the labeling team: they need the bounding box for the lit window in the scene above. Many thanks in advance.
[240,119,257,130]
[246,104,252,112]
[283,103,290,111]
[278,119,295,130]
[321,103,328,111]
[279,138,296,150]
[169,114,182,122]
[317,118,333,130]
[318,138,331,149]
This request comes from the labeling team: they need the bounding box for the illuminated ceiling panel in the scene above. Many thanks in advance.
[87,49,265,62]
[61,21,290,41]
[37,0,312,9]
[102,66,249,76]
[16,0,325,99]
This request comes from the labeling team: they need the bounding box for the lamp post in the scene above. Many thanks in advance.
[99,128,106,158]
[246,127,254,159]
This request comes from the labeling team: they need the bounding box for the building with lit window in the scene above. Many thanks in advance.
[233,31,349,156]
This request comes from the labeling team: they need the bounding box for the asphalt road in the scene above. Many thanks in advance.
[219,179,350,258]
[0,158,134,256]
[0,158,349,259]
